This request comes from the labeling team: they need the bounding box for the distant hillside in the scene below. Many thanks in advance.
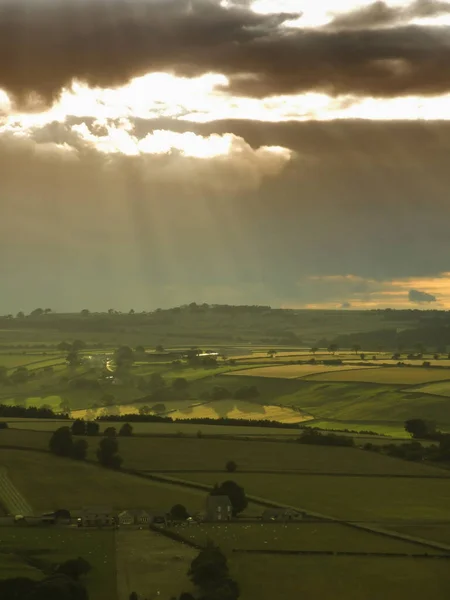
[0,305,445,348]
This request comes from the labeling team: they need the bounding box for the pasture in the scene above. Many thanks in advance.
[169,522,443,554]
[415,381,450,397]
[304,366,450,385]
[0,528,116,600]
[0,449,210,513]
[172,472,450,524]
[229,364,378,379]
[232,554,450,600]
[116,529,195,600]
[0,430,446,476]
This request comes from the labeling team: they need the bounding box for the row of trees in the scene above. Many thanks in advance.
[49,427,124,469]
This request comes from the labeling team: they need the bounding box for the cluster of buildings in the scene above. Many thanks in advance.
[1,495,305,529]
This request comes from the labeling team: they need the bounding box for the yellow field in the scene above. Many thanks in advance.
[414,381,450,397]
[228,364,379,379]
[305,367,450,385]
[72,399,309,424]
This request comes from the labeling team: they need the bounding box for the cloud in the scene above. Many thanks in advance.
[2,1,450,107]
[408,289,437,303]
[3,116,450,310]
[328,0,450,30]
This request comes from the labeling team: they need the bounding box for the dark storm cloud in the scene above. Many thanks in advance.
[408,289,437,303]
[3,117,450,311]
[2,0,450,107]
[328,0,450,30]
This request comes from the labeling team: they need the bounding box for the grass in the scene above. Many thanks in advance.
[171,473,450,523]
[230,364,379,379]
[415,381,450,397]
[168,522,443,554]
[0,527,116,600]
[0,430,445,476]
[305,367,450,385]
[305,420,412,438]
[231,554,450,600]
[0,449,210,513]
[116,529,196,600]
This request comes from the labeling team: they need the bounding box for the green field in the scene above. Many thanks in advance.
[231,554,450,600]
[305,366,450,385]
[0,528,116,600]
[116,529,195,600]
[171,472,450,524]
[169,522,443,554]
[1,430,445,477]
[0,449,211,513]
[229,364,379,379]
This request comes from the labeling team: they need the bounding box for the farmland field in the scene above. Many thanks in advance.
[169,522,443,554]
[0,449,212,513]
[415,381,450,397]
[229,364,379,379]
[0,528,116,600]
[232,554,450,600]
[116,529,195,600]
[304,367,450,385]
[0,430,445,476]
[171,472,450,524]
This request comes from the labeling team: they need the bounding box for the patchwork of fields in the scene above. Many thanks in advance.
[304,366,450,385]
[229,364,378,379]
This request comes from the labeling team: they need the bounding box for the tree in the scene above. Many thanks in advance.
[138,405,151,416]
[104,426,117,438]
[135,345,145,354]
[129,593,139,600]
[66,350,81,368]
[267,349,277,358]
[97,437,122,469]
[0,577,36,600]
[226,460,237,473]
[56,557,91,580]
[49,427,74,457]
[310,347,318,355]
[170,504,190,521]
[129,309,135,315]
[352,344,361,355]
[119,423,133,437]
[71,420,86,436]
[150,372,166,390]
[172,377,189,392]
[327,344,338,354]
[58,341,73,352]
[155,344,164,352]
[30,308,44,317]
[360,353,366,360]
[405,419,436,439]
[72,439,88,461]
[86,421,100,436]
[16,311,25,319]
[210,480,247,516]
[80,309,90,317]
[115,346,134,370]
[188,543,239,600]
[26,573,88,600]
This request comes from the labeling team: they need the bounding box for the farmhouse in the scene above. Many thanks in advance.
[262,508,305,522]
[118,509,152,526]
[80,506,116,527]
[205,495,232,522]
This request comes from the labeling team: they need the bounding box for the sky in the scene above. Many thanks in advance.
[2,0,450,312]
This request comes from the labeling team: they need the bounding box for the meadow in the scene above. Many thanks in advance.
[304,366,450,385]
[0,449,211,513]
[0,430,445,476]
[231,554,450,600]
[0,528,116,600]
[171,472,450,524]
[229,364,379,379]
[116,529,196,600]
[169,521,443,554]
